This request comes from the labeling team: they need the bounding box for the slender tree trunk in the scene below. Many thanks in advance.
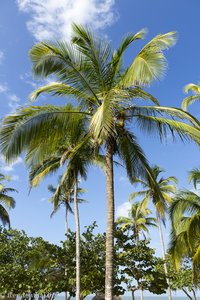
[140,289,144,300]
[65,203,69,237]
[131,290,135,300]
[192,288,197,300]
[105,145,114,300]
[182,288,193,300]
[74,175,81,300]
[157,214,172,300]
[65,203,68,300]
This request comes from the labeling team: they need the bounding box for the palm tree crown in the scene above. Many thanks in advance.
[116,201,157,242]
[129,165,178,220]
[169,169,200,281]
[0,173,16,227]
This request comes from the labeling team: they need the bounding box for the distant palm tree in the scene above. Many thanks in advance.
[169,169,200,282]
[116,201,157,243]
[129,166,177,300]
[0,173,16,227]
[48,179,86,237]
[182,83,200,111]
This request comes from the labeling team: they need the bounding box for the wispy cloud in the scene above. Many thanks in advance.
[20,73,38,88]
[17,0,117,40]
[116,201,131,218]
[119,176,129,184]
[0,156,23,172]
[0,83,21,111]
[11,175,20,181]
[0,83,8,93]
[40,197,46,202]
[8,94,21,111]
[0,50,4,64]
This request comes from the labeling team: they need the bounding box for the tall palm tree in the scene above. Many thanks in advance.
[169,168,200,283]
[27,113,104,300]
[0,173,16,227]
[129,166,178,300]
[116,201,157,243]
[48,179,85,300]
[1,25,200,300]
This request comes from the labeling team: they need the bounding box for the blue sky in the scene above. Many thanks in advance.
[0,0,200,267]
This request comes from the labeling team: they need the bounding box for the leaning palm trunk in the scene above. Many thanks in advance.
[157,214,172,300]
[74,175,81,300]
[105,146,115,300]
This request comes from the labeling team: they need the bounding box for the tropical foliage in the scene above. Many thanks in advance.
[169,188,200,281]
[182,83,200,111]
[0,173,16,227]
[116,201,157,242]
[129,165,178,299]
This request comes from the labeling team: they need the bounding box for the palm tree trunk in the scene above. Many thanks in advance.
[74,175,81,300]
[65,202,69,300]
[65,203,69,237]
[131,290,135,300]
[105,145,114,300]
[140,288,144,300]
[157,214,172,300]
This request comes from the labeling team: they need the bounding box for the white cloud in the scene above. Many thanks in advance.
[0,82,21,111]
[8,93,21,112]
[20,73,38,88]
[40,197,46,202]
[0,156,23,172]
[119,176,129,184]
[17,0,117,40]
[0,50,4,64]
[0,83,8,93]
[116,201,131,218]
[11,175,20,181]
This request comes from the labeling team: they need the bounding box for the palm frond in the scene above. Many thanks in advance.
[184,83,200,94]
[0,194,16,209]
[29,40,101,104]
[182,95,200,111]
[119,31,177,86]
[188,167,200,189]
[30,82,95,106]
[134,115,200,145]
[0,104,88,163]
[0,205,10,227]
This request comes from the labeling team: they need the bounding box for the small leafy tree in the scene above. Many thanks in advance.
[167,256,199,300]
[115,226,167,300]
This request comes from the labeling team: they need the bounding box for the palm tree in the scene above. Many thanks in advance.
[48,179,86,237]
[116,201,157,243]
[169,168,200,283]
[129,166,178,300]
[117,202,157,300]
[1,25,200,300]
[182,83,200,111]
[27,113,104,300]
[0,173,16,227]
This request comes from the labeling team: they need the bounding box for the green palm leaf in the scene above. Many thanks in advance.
[120,31,177,86]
